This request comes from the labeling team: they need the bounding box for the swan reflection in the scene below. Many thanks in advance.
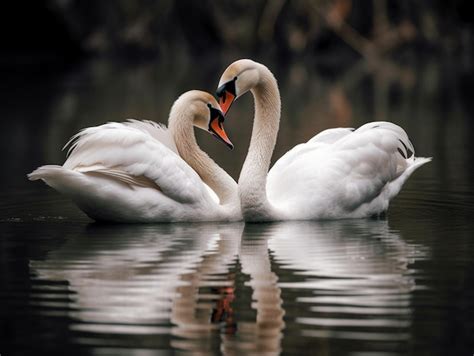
[30,219,424,354]
[264,220,423,345]
[30,223,243,330]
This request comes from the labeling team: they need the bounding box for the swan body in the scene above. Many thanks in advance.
[216,59,431,221]
[266,122,431,219]
[29,91,241,222]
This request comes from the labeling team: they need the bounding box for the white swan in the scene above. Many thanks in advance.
[216,59,431,221]
[28,91,242,222]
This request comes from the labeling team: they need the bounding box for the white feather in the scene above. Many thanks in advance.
[267,122,431,219]
[29,120,226,222]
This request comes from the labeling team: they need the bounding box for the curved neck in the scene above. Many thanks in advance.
[238,67,282,221]
[168,110,238,208]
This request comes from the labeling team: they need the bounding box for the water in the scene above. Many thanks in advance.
[1,56,474,355]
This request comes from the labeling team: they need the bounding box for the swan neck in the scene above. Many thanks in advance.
[238,67,282,221]
[169,111,238,207]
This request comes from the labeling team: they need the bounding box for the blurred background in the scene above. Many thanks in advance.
[0,0,473,187]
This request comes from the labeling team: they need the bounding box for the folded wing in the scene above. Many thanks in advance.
[267,122,431,218]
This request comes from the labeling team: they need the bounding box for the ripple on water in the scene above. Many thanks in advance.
[3,213,470,355]
[259,221,418,348]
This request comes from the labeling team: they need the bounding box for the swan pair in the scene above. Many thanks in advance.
[29,59,431,222]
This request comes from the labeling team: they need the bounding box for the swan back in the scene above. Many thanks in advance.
[267,122,431,219]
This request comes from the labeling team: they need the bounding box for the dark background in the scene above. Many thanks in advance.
[1,1,473,62]
[0,0,473,185]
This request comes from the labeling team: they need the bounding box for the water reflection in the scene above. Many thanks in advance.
[29,219,424,354]
[31,224,242,330]
[266,221,420,346]
[169,223,243,353]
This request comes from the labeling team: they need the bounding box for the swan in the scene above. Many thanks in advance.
[216,59,431,221]
[28,90,242,222]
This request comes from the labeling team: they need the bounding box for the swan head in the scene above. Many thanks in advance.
[216,59,261,114]
[172,90,234,149]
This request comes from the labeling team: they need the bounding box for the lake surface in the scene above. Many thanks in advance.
[1,55,474,355]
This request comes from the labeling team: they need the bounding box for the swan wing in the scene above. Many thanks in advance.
[267,122,430,218]
[270,127,356,172]
[122,119,179,154]
[307,127,355,145]
[62,121,214,205]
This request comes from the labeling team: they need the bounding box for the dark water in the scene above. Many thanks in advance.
[1,56,474,355]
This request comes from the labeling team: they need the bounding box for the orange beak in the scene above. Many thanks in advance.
[210,116,233,150]
[218,91,236,115]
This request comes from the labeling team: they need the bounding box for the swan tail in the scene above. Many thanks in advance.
[28,165,66,182]
[28,165,90,194]
[28,165,139,222]
[388,157,432,199]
